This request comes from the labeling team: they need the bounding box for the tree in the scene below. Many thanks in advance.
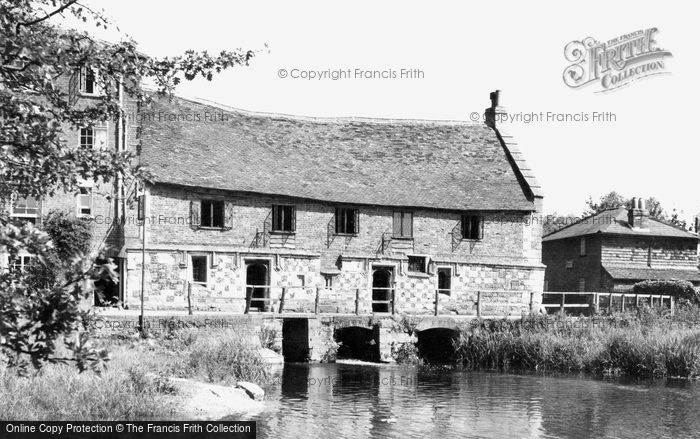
[583,191,627,216]
[583,192,685,224]
[1,0,258,371]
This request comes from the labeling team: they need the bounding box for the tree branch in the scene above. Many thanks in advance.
[16,0,81,34]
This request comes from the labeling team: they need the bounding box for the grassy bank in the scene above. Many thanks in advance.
[455,307,700,378]
[0,328,271,420]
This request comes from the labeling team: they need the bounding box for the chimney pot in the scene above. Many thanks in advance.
[485,90,505,129]
[628,196,649,229]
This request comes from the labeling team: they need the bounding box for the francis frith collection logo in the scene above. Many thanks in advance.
[563,28,672,92]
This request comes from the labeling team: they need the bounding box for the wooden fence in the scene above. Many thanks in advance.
[542,291,675,315]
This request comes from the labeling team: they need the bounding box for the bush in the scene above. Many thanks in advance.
[632,280,699,304]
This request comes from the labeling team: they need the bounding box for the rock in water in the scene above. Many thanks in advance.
[236,381,265,401]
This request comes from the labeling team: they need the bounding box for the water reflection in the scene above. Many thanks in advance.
[245,363,700,438]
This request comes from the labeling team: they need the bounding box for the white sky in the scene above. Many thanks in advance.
[65,1,699,221]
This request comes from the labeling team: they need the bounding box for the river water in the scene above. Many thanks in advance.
[243,362,700,438]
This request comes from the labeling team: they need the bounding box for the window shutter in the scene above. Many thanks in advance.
[334,207,340,234]
[353,210,360,234]
[189,200,201,230]
[393,212,401,236]
[402,212,413,237]
[68,72,79,106]
[478,216,484,239]
[223,201,234,230]
[291,206,296,232]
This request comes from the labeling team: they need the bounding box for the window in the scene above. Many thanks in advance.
[272,204,295,233]
[580,237,586,256]
[407,255,427,273]
[543,280,549,292]
[10,255,33,272]
[79,66,98,94]
[393,211,413,238]
[578,277,586,292]
[77,187,93,217]
[335,207,359,235]
[79,124,107,149]
[437,267,451,295]
[565,260,573,269]
[191,256,208,283]
[201,200,225,228]
[10,196,40,224]
[461,214,484,240]
[324,275,334,288]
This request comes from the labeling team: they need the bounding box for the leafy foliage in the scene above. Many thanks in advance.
[632,280,699,304]
[0,0,257,371]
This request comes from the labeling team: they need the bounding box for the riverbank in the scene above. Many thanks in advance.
[0,328,276,420]
[454,307,700,378]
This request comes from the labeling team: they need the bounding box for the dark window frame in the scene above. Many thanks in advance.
[272,204,296,233]
[191,255,208,284]
[200,200,225,228]
[461,214,484,240]
[393,211,413,238]
[335,207,359,235]
[437,267,452,295]
[407,255,428,274]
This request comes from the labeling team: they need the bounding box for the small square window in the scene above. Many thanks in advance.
[461,214,484,240]
[407,255,427,273]
[393,211,413,238]
[272,205,295,233]
[10,255,33,272]
[565,260,573,269]
[191,256,208,283]
[201,200,225,228]
[578,277,586,292]
[335,207,359,235]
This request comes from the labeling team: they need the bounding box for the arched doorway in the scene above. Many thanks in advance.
[246,261,269,311]
[372,267,393,313]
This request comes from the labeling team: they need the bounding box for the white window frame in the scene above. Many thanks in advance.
[407,254,429,274]
[436,266,452,295]
[76,186,93,218]
[9,195,40,221]
[79,66,102,96]
[79,122,108,150]
[9,255,34,272]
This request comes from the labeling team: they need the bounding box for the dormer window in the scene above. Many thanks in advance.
[461,214,484,240]
[272,204,296,233]
[79,66,98,95]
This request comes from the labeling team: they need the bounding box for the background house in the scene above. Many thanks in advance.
[542,198,700,292]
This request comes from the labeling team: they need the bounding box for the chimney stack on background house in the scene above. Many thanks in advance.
[628,197,649,229]
[485,90,507,129]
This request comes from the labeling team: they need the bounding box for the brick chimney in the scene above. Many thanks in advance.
[628,197,649,229]
[484,90,506,129]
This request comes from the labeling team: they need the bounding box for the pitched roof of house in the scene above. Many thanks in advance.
[603,265,700,282]
[542,207,699,241]
[139,96,538,211]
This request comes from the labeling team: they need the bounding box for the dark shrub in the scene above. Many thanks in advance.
[632,280,699,304]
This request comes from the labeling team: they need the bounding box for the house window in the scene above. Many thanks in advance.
[201,200,225,228]
[10,255,33,272]
[335,207,359,235]
[544,280,549,292]
[393,211,413,238]
[578,277,586,292]
[79,124,108,149]
[272,204,295,233]
[407,255,427,273]
[79,66,98,94]
[324,275,334,288]
[580,237,586,256]
[437,267,451,295]
[77,187,93,217]
[461,214,484,240]
[10,196,40,224]
[191,256,208,283]
[565,260,573,269]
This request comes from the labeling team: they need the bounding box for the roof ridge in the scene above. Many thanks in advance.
[159,92,484,126]
[542,208,621,239]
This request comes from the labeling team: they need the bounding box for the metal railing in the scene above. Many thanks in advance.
[542,292,675,315]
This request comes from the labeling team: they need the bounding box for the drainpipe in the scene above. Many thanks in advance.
[139,184,147,336]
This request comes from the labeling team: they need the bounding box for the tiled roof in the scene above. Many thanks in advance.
[542,207,699,241]
[139,96,536,211]
[603,265,700,282]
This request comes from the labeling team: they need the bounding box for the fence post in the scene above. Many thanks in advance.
[621,294,625,312]
[391,286,396,315]
[594,293,600,313]
[187,281,193,315]
[278,287,286,314]
[609,293,613,312]
[529,291,534,313]
[649,293,653,308]
[244,286,251,314]
[355,288,360,315]
[477,291,482,318]
[635,295,640,309]
[314,287,320,314]
[434,289,439,316]
[671,296,675,316]
[560,293,565,313]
